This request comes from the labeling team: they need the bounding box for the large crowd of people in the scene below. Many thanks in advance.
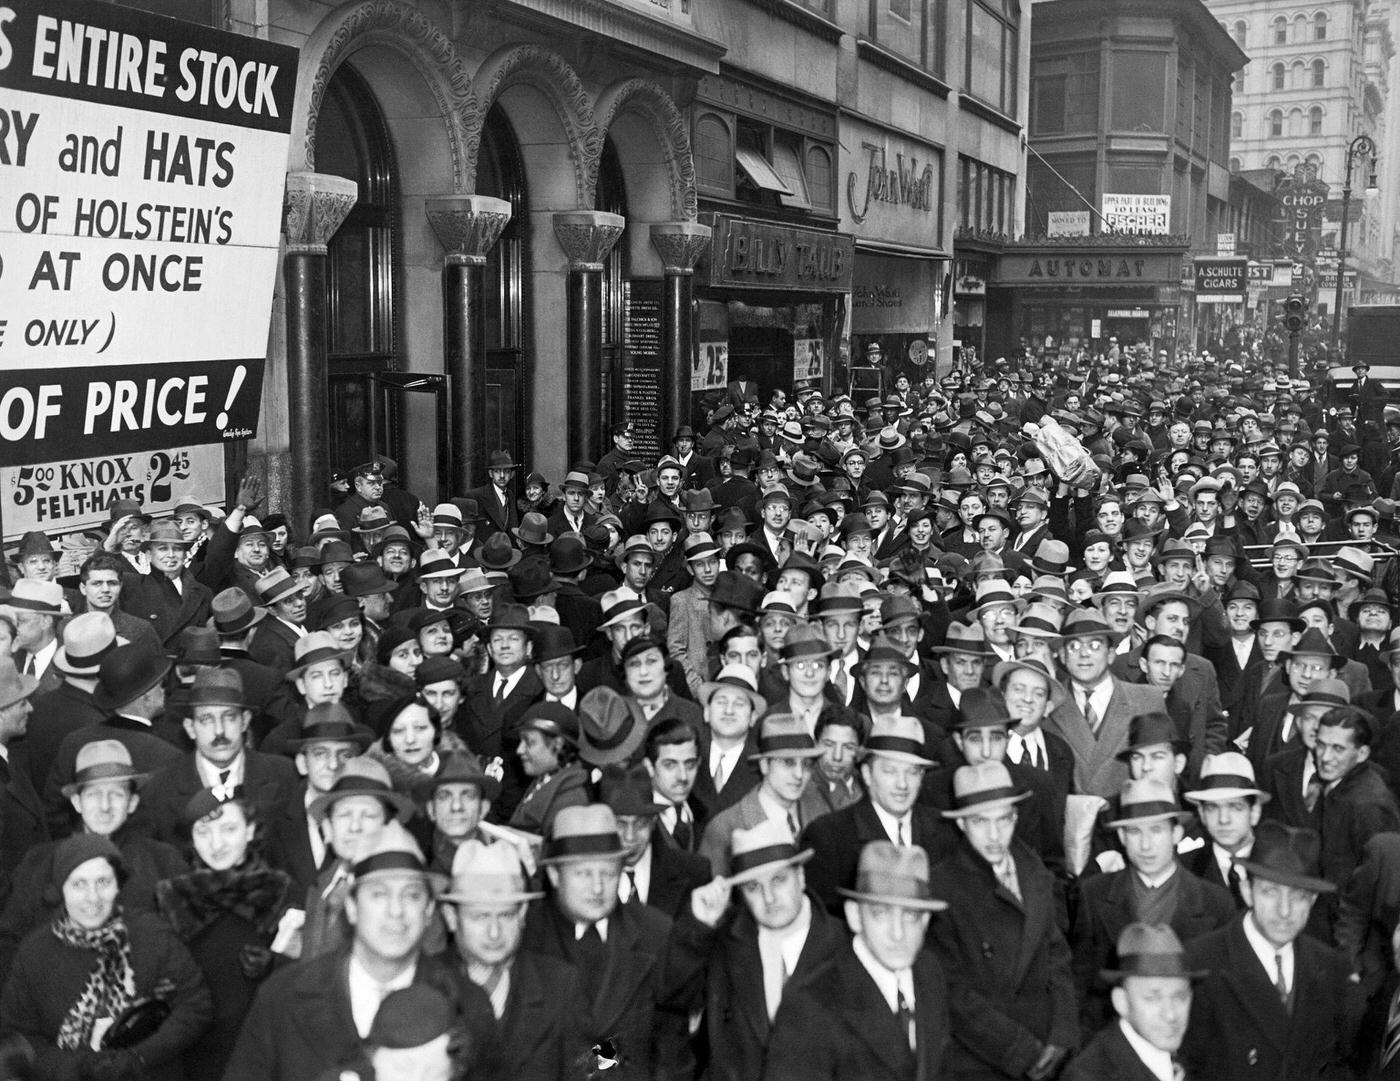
[2,341,1400,1080]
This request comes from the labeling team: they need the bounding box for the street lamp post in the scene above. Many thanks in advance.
[1331,133,1379,355]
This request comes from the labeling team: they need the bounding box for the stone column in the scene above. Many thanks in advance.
[282,171,357,534]
[650,222,712,444]
[425,196,513,494]
[553,211,625,465]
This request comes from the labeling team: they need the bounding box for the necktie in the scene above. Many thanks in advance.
[713,756,728,792]
[493,678,506,704]
[787,810,800,839]
[896,821,907,847]
[1305,775,1323,814]
[1080,691,1100,735]
[673,807,692,850]
[833,661,849,703]
[1274,952,1292,1012]
[1229,865,1246,908]
[895,988,916,1051]
[576,924,606,998]
[623,869,640,906]
[1382,983,1400,1067]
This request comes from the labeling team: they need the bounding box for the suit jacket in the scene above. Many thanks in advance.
[1046,679,1166,800]
[1181,916,1355,1081]
[928,840,1079,1080]
[1072,865,1234,1032]
[1260,745,1317,830]
[139,750,299,845]
[1180,842,1248,910]
[691,726,762,820]
[1062,1020,1174,1081]
[469,483,520,536]
[248,617,303,676]
[1316,762,1400,893]
[698,787,777,877]
[220,650,299,742]
[645,829,712,919]
[264,782,321,897]
[459,666,545,819]
[676,896,845,1081]
[222,948,502,1081]
[764,941,949,1081]
[1205,637,1264,722]
[16,678,104,795]
[497,949,592,1081]
[522,899,701,1081]
[0,753,46,907]
[800,797,957,914]
[120,569,212,648]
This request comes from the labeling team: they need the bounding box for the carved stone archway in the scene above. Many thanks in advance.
[594,78,698,223]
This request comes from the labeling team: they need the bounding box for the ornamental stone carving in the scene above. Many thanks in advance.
[425,196,514,265]
[283,172,359,255]
[553,211,626,271]
[650,221,712,274]
[595,79,699,221]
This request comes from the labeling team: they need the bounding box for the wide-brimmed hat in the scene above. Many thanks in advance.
[1114,712,1190,762]
[0,657,38,712]
[412,750,502,804]
[309,756,416,822]
[597,769,666,818]
[94,643,172,711]
[1105,778,1193,828]
[1010,603,1065,642]
[255,567,310,606]
[941,761,1030,818]
[340,563,395,598]
[814,581,864,616]
[854,636,919,680]
[929,622,988,656]
[1101,922,1207,983]
[598,588,654,631]
[951,686,1015,731]
[969,579,1019,618]
[1234,820,1335,894]
[1059,608,1122,644]
[351,820,446,892]
[1334,545,1375,585]
[1136,584,1202,624]
[549,535,592,576]
[779,622,837,662]
[176,626,223,667]
[285,631,351,682]
[1277,627,1343,668]
[53,612,119,678]
[540,803,625,865]
[578,686,648,766]
[487,450,519,471]
[699,664,767,715]
[1248,598,1305,632]
[475,533,522,571]
[141,520,193,549]
[861,715,933,766]
[991,656,1066,709]
[1183,751,1270,804]
[285,701,376,753]
[439,838,542,905]
[8,579,68,617]
[748,714,823,761]
[1284,676,1350,714]
[838,840,947,911]
[711,571,764,615]
[512,513,554,547]
[1030,540,1071,577]
[210,588,266,636]
[726,817,815,886]
[61,739,148,797]
[416,549,464,580]
[185,668,247,710]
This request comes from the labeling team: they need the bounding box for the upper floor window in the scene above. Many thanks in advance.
[1232,20,1247,45]
[1231,111,1243,137]
[1269,108,1283,136]
[1314,12,1327,38]
[1309,104,1323,135]
[1312,58,1326,86]
[1273,16,1287,44]
[966,0,1019,115]
[1271,62,1286,90]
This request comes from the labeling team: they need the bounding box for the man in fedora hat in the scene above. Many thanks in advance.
[667,533,724,699]
[248,566,314,676]
[599,769,709,920]
[691,663,766,818]
[1179,822,1356,1081]
[138,668,299,845]
[0,657,43,904]
[7,579,68,689]
[468,450,521,537]
[43,642,184,833]
[698,714,822,876]
[927,760,1077,1081]
[547,471,598,539]
[681,817,845,1081]
[1244,627,1347,778]
[765,839,952,1081]
[439,839,588,1078]
[209,586,297,739]
[226,820,501,1081]
[72,551,161,653]
[1063,923,1202,1081]
[1182,751,1270,909]
[261,703,375,895]
[524,803,704,1081]
[1072,776,1233,1032]
[120,519,213,648]
[1048,609,1165,801]
[802,716,955,914]
[547,536,605,656]
[1202,580,1265,720]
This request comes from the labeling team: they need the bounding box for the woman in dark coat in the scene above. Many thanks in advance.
[0,835,211,1081]
[155,791,291,1081]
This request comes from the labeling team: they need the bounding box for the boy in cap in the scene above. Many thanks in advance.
[764,840,952,1081]
[928,761,1077,1081]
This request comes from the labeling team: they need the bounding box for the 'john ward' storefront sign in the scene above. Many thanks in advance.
[702,213,855,293]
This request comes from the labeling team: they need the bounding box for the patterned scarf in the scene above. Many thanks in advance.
[53,909,136,1051]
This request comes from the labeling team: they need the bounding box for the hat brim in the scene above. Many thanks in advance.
[412,771,503,803]
[285,646,354,683]
[940,790,1030,819]
[61,766,150,798]
[723,848,815,888]
[698,681,767,715]
[1100,963,1207,983]
[439,886,544,904]
[92,656,173,712]
[1104,808,1194,829]
[1234,856,1336,894]
[286,727,377,753]
[1183,786,1271,805]
[309,785,417,823]
[836,886,948,911]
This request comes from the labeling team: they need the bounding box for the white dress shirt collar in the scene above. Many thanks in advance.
[1117,1018,1176,1081]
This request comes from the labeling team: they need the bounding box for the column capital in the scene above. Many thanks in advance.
[553,211,626,271]
[283,171,358,255]
[650,221,712,275]
[426,195,513,266]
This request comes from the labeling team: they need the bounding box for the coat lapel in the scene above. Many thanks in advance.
[838,951,916,1079]
[727,920,772,1048]
[1220,920,1290,1047]
[590,907,654,1038]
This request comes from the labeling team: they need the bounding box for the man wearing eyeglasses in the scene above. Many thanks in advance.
[1046,610,1165,801]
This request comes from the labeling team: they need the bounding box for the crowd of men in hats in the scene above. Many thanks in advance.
[4,343,1400,1079]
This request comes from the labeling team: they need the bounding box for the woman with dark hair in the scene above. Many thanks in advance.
[155,792,291,1081]
[508,703,588,836]
[317,595,370,714]
[0,835,210,1081]
[369,694,469,797]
